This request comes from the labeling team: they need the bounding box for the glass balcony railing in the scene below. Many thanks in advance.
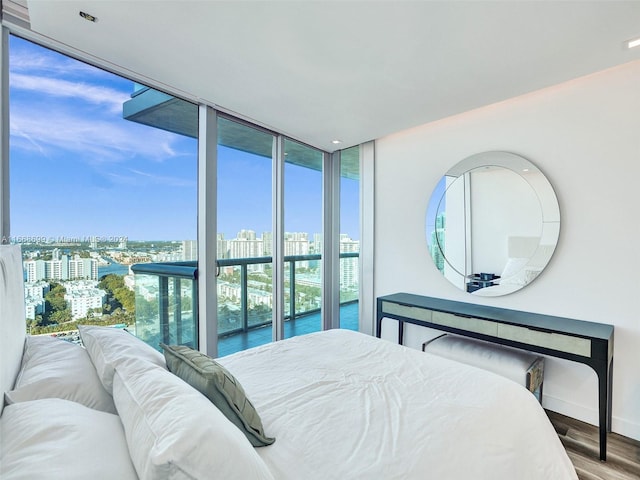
[131,253,359,353]
[130,262,198,350]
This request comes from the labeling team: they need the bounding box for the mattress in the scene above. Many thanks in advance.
[218,329,577,480]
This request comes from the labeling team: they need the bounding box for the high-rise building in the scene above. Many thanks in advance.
[312,233,322,254]
[23,255,97,282]
[24,260,45,283]
[69,257,98,280]
[216,234,228,259]
[262,231,272,256]
[229,231,264,272]
[237,229,257,241]
[45,255,68,280]
[340,235,360,288]
[182,240,197,261]
[285,232,310,268]
[430,212,446,272]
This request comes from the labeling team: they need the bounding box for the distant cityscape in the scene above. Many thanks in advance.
[16,230,359,329]
[428,212,446,272]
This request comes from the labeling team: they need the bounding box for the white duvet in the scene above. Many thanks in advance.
[218,329,577,480]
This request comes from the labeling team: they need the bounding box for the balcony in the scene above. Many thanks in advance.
[131,253,359,356]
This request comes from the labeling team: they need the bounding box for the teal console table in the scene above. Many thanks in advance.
[376,292,614,461]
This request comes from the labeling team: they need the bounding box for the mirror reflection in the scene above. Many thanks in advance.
[426,151,560,296]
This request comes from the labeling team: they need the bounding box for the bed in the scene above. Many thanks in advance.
[0,245,578,479]
[472,237,555,296]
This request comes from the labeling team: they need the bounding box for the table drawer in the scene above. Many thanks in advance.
[497,324,591,357]
[431,311,498,336]
[381,302,432,322]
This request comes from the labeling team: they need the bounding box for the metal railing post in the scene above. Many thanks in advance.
[159,276,170,345]
[289,259,296,323]
[173,277,182,345]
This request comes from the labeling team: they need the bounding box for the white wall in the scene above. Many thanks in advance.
[374,59,640,440]
[470,167,541,273]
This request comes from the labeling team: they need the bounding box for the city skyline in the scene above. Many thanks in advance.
[8,35,359,243]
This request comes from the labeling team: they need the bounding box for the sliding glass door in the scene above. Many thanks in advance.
[216,117,275,356]
[339,145,360,330]
[283,139,324,339]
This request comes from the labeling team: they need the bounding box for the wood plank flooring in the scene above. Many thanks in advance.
[547,410,640,480]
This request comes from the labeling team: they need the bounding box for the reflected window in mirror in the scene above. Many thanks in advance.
[426,151,560,296]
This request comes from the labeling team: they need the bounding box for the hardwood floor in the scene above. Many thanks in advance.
[547,410,640,480]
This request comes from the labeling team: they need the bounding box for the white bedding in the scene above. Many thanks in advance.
[471,283,522,296]
[219,329,577,480]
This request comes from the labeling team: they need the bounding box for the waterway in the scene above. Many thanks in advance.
[98,262,130,277]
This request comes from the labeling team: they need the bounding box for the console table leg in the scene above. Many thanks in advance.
[598,367,610,461]
[607,358,613,432]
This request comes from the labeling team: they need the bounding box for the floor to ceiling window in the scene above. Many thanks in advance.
[216,117,275,356]
[283,139,324,339]
[339,145,360,330]
[8,35,198,348]
[4,32,363,356]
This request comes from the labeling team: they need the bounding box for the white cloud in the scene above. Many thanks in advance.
[127,168,196,188]
[11,73,129,113]
[10,43,111,80]
[10,106,190,163]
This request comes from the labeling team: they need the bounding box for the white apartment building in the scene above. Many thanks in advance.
[24,260,45,283]
[64,286,106,320]
[24,255,97,282]
[69,257,98,280]
[237,229,257,240]
[262,232,272,256]
[24,281,49,320]
[217,281,272,308]
[285,232,310,268]
[182,240,197,261]
[312,233,322,254]
[228,231,265,273]
[48,258,67,280]
[217,234,229,259]
[340,235,360,288]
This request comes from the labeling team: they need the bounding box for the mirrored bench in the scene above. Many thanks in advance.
[376,292,614,461]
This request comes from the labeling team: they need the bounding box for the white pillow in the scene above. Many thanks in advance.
[501,264,543,287]
[79,325,166,394]
[112,361,275,480]
[5,335,116,413]
[0,398,138,480]
[500,257,529,280]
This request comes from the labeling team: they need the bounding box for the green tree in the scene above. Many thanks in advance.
[50,308,72,324]
[45,283,67,312]
[99,274,135,314]
[115,287,135,313]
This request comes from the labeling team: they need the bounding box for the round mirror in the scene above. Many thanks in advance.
[426,151,560,296]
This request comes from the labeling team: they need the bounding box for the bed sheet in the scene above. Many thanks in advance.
[218,329,577,480]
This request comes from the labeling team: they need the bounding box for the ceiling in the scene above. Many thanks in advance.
[10,1,640,152]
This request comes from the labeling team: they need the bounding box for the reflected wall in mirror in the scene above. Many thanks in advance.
[426,151,560,296]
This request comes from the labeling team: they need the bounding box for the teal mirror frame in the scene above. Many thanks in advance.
[426,151,560,296]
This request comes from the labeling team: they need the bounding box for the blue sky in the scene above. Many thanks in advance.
[9,35,359,242]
